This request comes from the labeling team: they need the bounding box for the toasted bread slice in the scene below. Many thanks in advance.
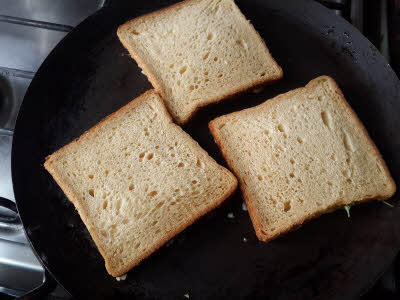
[117,0,283,124]
[209,76,396,242]
[45,91,237,276]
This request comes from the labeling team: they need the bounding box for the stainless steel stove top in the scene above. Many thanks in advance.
[0,1,104,297]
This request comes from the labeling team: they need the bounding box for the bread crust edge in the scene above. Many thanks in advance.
[209,75,396,242]
[45,90,238,276]
[116,0,284,125]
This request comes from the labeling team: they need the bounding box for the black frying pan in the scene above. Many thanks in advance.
[10,0,400,299]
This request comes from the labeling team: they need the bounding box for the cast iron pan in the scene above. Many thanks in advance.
[11,0,400,299]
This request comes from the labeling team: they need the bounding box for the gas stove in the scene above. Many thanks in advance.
[0,1,105,298]
[0,0,398,299]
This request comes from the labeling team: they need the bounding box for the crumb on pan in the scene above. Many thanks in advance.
[116,274,127,281]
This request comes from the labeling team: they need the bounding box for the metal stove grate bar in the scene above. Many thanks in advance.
[0,15,74,32]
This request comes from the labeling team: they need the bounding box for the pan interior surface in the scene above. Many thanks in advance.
[12,0,400,299]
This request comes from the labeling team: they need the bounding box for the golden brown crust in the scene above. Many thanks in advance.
[45,90,237,276]
[117,0,197,36]
[116,0,207,123]
[116,32,167,107]
[44,90,161,164]
[253,195,391,243]
[44,90,162,276]
[116,0,283,125]
[45,163,112,271]
[114,171,237,276]
[209,75,396,243]
[180,73,283,125]
[308,76,396,197]
[209,120,265,240]
[210,119,276,241]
